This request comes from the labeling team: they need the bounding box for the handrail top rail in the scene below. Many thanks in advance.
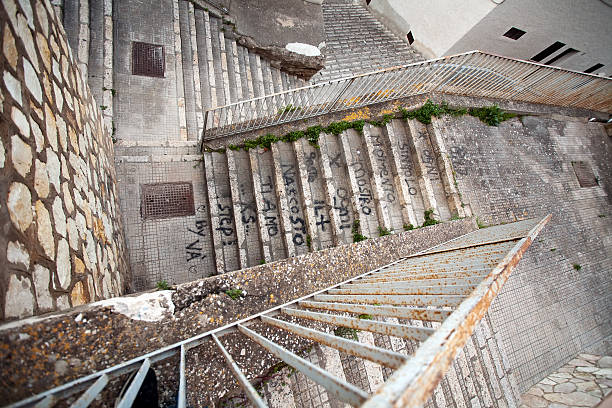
[203,50,611,112]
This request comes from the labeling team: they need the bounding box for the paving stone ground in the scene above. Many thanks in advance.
[521,353,612,408]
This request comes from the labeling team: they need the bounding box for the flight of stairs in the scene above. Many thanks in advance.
[59,0,308,141]
[199,117,466,274]
[223,315,521,408]
[313,0,423,83]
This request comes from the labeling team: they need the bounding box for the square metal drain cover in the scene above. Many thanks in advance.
[141,182,195,220]
[132,41,165,77]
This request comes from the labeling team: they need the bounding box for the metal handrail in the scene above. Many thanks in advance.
[7,216,550,408]
[200,50,612,141]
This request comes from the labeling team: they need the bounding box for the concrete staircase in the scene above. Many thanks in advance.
[198,118,467,274]
[174,0,307,140]
[58,0,308,141]
[313,0,423,83]
[224,315,521,408]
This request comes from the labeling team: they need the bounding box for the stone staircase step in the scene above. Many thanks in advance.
[405,119,452,221]
[196,8,217,111]
[224,36,239,104]
[338,129,381,239]
[239,45,255,100]
[384,120,422,227]
[227,149,264,268]
[271,142,310,258]
[293,139,335,251]
[87,0,103,108]
[261,59,274,96]
[209,16,227,107]
[217,28,232,107]
[203,151,240,274]
[228,40,243,103]
[318,133,355,245]
[249,148,288,263]
[362,124,403,232]
[430,118,468,219]
[249,52,265,98]
[178,0,198,140]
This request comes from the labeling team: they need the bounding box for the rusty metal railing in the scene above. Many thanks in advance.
[7,216,550,408]
[200,49,612,141]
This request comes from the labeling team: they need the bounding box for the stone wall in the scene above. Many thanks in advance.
[0,0,129,320]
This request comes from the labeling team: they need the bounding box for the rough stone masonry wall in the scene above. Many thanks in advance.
[0,0,129,320]
[434,113,612,391]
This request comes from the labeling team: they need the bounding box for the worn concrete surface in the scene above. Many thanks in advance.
[0,218,475,406]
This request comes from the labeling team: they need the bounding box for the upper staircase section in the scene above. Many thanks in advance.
[203,50,612,141]
[58,0,309,142]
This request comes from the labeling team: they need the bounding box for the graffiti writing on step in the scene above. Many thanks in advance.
[314,199,330,231]
[305,152,318,182]
[353,161,373,216]
[238,182,257,236]
[186,218,208,262]
[369,133,396,203]
[333,187,353,232]
[421,148,439,179]
[260,175,279,237]
[216,203,236,247]
[281,163,306,246]
[450,146,469,176]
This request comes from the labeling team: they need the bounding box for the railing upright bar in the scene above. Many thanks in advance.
[329,77,356,111]
[212,334,267,408]
[177,344,186,408]
[363,70,398,105]
[282,307,436,340]
[430,55,467,94]
[237,324,369,406]
[70,375,109,408]
[313,79,342,116]
[261,315,408,369]
[298,301,452,322]
[116,358,151,408]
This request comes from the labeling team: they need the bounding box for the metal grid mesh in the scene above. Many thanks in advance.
[141,182,195,220]
[132,41,165,77]
[571,161,598,188]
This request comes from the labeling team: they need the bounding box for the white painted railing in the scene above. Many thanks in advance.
[201,50,612,141]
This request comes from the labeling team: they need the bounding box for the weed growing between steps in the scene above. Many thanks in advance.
[334,326,359,341]
[225,288,244,300]
[156,280,170,290]
[214,100,515,154]
[378,226,391,236]
[352,220,368,243]
[422,209,440,227]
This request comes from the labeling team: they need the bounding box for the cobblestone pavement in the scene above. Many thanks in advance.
[521,353,612,407]
[311,0,423,83]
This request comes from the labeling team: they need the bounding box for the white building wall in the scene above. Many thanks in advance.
[447,0,612,75]
[369,0,496,59]
[369,0,612,75]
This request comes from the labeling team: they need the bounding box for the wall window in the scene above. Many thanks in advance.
[407,31,414,45]
[545,48,579,65]
[531,41,565,62]
[585,63,604,74]
[571,162,598,188]
[503,27,526,40]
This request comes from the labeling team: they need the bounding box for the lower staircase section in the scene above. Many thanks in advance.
[202,118,469,275]
[237,315,521,408]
